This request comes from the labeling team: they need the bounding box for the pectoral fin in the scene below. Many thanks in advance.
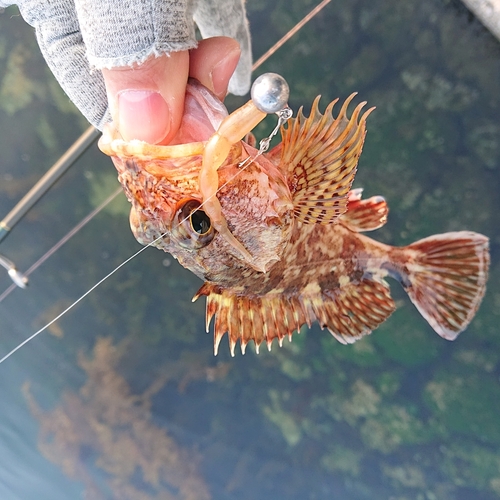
[340,188,389,232]
[280,94,374,224]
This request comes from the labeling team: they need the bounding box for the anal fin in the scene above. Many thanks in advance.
[319,278,396,344]
[193,278,396,356]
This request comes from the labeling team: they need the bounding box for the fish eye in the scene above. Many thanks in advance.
[184,202,212,235]
[172,199,215,249]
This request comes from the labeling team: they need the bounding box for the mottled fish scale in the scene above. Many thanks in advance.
[100,82,490,356]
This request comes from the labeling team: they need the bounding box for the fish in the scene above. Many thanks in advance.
[98,78,490,356]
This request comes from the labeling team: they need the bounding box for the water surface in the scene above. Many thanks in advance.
[0,1,499,498]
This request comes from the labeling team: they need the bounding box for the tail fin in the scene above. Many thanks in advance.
[400,231,489,340]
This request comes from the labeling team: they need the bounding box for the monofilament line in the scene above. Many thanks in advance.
[1,0,330,301]
[0,0,332,364]
[0,187,123,304]
[0,231,168,365]
[0,149,277,365]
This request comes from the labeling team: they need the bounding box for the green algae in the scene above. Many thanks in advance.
[382,463,427,489]
[340,44,388,92]
[360,405,434,453]
[319,334,383,368]
[321,445,363,477]
[373,308,443,367]
[262,389,303,446]
[400,66,479,112]
[35,114,59,152]
[466,120,500,169]
[0,43,43,115]
[440,442,500,492]
[375,371,401,396]
[424,368,500,444]
[1,0,499,499]
[276,355,313,382]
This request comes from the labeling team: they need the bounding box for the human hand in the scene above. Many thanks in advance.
[7,0,251,142]
[103,37,242,145]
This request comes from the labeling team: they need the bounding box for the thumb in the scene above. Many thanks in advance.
[101,51,189,144]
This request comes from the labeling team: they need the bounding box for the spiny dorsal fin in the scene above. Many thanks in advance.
[280,94,374,224]
[340,188,389,232]
[193,278,395,356]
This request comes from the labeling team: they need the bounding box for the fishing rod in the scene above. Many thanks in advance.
[0,0,333,364]
[0,126,100,286]
[0,0,332,296]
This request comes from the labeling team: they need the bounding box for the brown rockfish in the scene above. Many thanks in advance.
[99,79,489,356]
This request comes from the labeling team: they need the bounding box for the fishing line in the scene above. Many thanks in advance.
[0,229,172,365]
[0,0,332,364]
[0,187,123,304]
[0,131,270,365]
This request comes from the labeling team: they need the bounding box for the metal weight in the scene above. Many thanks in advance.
[251,73,290,114]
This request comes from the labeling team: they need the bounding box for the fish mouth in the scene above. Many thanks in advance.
[99,79,229,159]
[167,78,229,145]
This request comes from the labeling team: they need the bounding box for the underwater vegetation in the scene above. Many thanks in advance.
[0,0,499,498]
[23,338,213,500]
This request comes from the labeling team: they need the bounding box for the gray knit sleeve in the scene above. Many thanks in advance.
[194,0,252,95]
[2,0,252,129]
[74,0,198,67]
